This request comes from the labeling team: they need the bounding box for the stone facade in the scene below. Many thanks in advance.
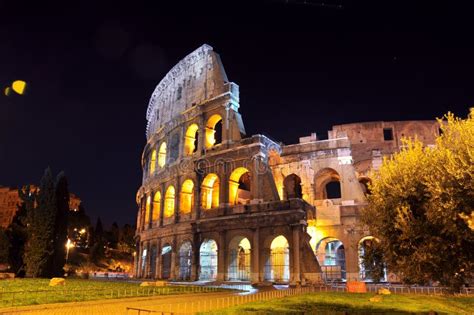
[0,185,82,228]
[135,44,439,284]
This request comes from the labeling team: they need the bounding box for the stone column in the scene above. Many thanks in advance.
[217,231,227,281]
[192,234,201,281]
[344,238,359,281]
[291,226,301,286]
[251,229,260,284]
[170,238,177,280]
[160,183,165,227]
[155,239,161,280]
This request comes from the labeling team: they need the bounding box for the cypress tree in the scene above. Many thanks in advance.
[24,167,56,277]
[7,187,30,276]
[50,172,69,276]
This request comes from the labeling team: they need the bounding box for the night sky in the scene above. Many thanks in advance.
[1,1,472,226]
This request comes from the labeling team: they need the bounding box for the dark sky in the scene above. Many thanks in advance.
[0,0,472,226]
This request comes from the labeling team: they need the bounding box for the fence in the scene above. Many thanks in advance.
[126,284,474,315]
[0,285,220,308]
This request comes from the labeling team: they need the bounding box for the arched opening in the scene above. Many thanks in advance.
[179,241,193,281]
[152,191,161,224]
[149,150,157,174]
[201,173,220,209]
[199,239,218,281]
[184,124,199,156]
[144,195,151,228]
[359,177,372,196]
[161,245,172,279]
[264,235,290,283]
[205,114,223,148]
[164,186,175,218]
[158,142,167,167]
[358,236,387,282]
[140,246,147,276]
[180,179,194,214]
[149,245,157,278]
[315,168,342,200]
[229,167,251,205]
[283,174,303,199]
[316,237,346,281]
[228,237,251,281]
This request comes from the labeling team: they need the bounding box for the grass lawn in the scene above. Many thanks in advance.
[0,278,221,308]
[204,292,474,315]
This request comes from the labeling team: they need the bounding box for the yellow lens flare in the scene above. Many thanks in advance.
[12,80,27,95]
[4,87,11,96]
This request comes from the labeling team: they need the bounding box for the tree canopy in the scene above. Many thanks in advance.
[362,109,474,290]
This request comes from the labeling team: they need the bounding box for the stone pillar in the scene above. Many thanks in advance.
[251,155,265,200]
[155,239,161,280]
[160,183,165,227]
[192,235,201,281]
[344,238,359,282]
[135,241,140,278]
[220,162,230,206]
[262,248,271,282]
[175,178,181,224]
[170,238,177,280]
[291,226,301,286]
[217,231,227,281]
[251,229,260,284]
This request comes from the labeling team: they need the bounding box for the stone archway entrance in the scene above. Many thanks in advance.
[264,235,290,283]
[161,245,172,280]
[228,237,251,281]
[316,237,346,281]
[199,239,218,281]
[179,241,193,281]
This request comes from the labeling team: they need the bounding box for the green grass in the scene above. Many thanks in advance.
[204,292,474,315]
[0,278,221,308]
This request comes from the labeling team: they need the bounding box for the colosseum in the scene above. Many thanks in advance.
[135,44,439,285]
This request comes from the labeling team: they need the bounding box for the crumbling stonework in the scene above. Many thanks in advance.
[135,44,438,284]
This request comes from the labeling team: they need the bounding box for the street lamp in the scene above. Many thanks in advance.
[65,238,74,264]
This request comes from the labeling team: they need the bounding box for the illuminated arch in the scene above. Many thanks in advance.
[164,185,175,218]
[144,195,151,228]
[158,142,167,167]
[228,236,251,281]
[229,167,251,205]
[199,239,218,280]
[358,236,387,282]
[316,237,346,281]
[152,191,161,223]
[179,241,193,280]
[180,179,194,214]
[184,124,199,156]
[205,114,223,148]
[264,235,290,283]
[149,150,157,174]
[201,173,220,209]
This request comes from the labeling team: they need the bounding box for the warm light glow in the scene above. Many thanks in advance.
[65,238,74,249]
[158,142,167,167]
[184,124,199,155]
[239,238,251,251]
[145,195,151,226]
[229,167,250,205]
[79,228,86,234]
[12,80,26,95]
[271,235,289,250]
[205,114,222,148]
[153,191,161,223]
[180,179,194,214]
[307,220,325,252]
[164,185,175,218]
[149,150,157,174]
[201,173,220,209]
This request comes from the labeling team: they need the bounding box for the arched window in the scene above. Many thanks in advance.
[199,239,218,280]
[229,167,251,205]
[152,191,161,223]
[149,150,157,174]
[158,142,167,167]
[201,173,220,209]
[315,168,342,200]
[184,124,199,156]
[228,237,251,281]
[180,179,194,214]
[283,174,303,199]
[144,195,151,228]
[205,114,223,148]
[164,185,175,218]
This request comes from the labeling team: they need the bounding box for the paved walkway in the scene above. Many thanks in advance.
[0,291,242,315]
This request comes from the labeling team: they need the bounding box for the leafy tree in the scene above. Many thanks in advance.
[0,228,10,265]
[360,238,386,282]
[362,109,474,290]
[8,187,31,276]
[24,168,57,277]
